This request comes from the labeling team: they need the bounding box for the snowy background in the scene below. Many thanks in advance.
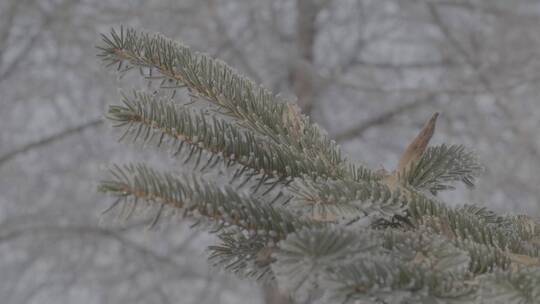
[1,0,540,303]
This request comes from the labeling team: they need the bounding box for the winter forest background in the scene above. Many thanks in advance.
[1,0,540,303]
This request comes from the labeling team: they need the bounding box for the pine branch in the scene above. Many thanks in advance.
[406,192,540,259]
[272,227,384,301]
[98,163,318,238]
[273,227,476,303]
[325,256,476,303]
[97,27,347,179]
[404,144,483,194]
[479,268,540,304]
[107,90,341,182]
[209,229,275,282]
[272,226,528,303]
[288,178,405,222]
[95,27,540,303]
[381,112,439,191]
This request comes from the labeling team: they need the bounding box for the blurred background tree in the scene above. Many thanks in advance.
[1,0,540,303]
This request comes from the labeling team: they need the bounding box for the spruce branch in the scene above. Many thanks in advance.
[271,227,384,300]
[288,178,405,222]
[273,227,476,303]
[381,112,440,192]
[325,257,477,304]
[407,192,540,261]
[479,268,540,304]
[97,27,347,179]
[209,229,275,282]
[405,144,483,194]
[98,163,317,238]
[95,27,540,303]
[456,239,511,274]
[107,90,329,181]
[271,226,539,303]
[381,113,482,195]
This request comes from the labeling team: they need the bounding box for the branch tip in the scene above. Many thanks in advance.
[396,112,439,174]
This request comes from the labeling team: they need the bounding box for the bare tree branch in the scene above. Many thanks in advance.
[436,0,540,23]
[333,93,437,142]
[292,0,322,116]
[207,0,263,84]
[427,2,540,161]
[0,223,201,277]
[350,58,456,70]
[0,1,73,82]
[0,118,103,167]
[0,0,21,65]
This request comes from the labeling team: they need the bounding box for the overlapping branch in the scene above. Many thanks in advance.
[99,163,317,238]
[97,27,347,179]
[96,27,540,303]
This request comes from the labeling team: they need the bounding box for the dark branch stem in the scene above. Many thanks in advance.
[0,118,103,167]
[333,94,437,142]
[0,223,202,277]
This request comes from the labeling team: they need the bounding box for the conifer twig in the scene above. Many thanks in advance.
[96,27,540,303]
